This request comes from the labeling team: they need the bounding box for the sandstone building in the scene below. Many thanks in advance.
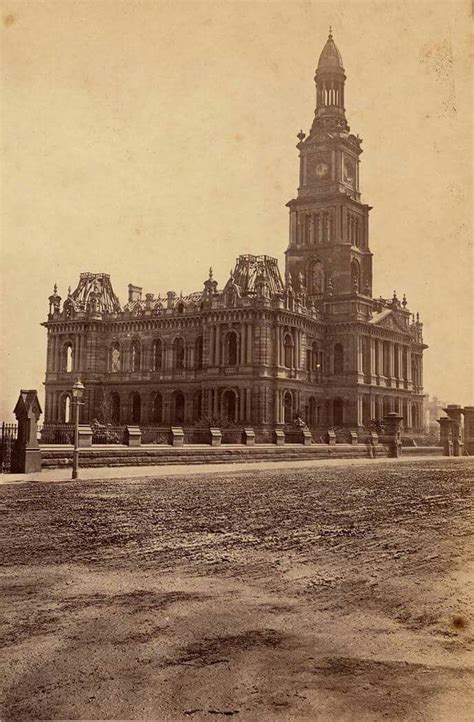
[43,32,426,436]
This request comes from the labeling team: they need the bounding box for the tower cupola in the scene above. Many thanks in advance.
[313,28,348,132]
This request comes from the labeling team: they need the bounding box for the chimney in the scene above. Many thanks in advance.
[128,284,142,303]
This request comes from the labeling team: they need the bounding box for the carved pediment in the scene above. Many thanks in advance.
[371,309,408,334]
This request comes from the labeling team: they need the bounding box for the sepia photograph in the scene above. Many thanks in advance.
[0,0,473,719]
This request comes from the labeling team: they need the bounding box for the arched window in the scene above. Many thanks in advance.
[283,391,293,424]
[192,390,202,421]
[308,260,324,295]
[152,392,162,423]
[177,302,184,314]
[222,389,237,423]
[63,394,72,423]
[131,392,141,423]
[152,339,163,371]
[111,343,121,373]
[312,341,319,373]
[131,341,141,372]
[284,333,293,369]
[64,343,74,373]
[195,336,203,369]
[172,391,185,424]
[334,344,344,374]
[174,337,185,369]
[110,393,120,423]
[351,259,360,293]
[227,332,238,366]
[333,397,344,426]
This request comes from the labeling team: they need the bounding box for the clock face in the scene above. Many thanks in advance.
[315,161,329,178]
[306,154,331,183]
[343,158,355,186]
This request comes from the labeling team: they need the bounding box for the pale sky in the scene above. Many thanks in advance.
[1,0,472,420]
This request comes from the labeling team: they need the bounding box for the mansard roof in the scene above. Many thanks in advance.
[70,272,122,313]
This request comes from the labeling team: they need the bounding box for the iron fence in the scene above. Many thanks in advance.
[0,422,18,472]
[39,423,74,445]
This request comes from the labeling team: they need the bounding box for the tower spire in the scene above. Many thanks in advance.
[312,30,348,133]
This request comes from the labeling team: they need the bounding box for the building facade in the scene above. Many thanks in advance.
[42,32,427,435]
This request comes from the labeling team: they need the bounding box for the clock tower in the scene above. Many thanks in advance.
[286,30,373,312]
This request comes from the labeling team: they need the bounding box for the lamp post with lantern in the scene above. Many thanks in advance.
[72,378,85,480]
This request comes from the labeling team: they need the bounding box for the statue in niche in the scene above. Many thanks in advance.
[310,261,324,295]
[111,347,121,372]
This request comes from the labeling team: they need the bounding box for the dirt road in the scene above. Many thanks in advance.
[1,458,472,720]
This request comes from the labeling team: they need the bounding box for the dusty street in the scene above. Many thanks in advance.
[0,458,473,721]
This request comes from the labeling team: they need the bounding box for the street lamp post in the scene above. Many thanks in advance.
[72,379,85,480]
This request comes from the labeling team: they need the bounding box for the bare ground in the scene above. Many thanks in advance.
[0,458,473,721]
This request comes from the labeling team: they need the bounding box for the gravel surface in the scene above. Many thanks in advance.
[0,458,473,720]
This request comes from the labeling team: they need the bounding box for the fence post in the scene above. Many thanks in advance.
[11,390,42,473]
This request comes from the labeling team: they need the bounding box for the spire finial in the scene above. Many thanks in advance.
[209,266,213,279]
[329,25,333,38]
[53,283,58,294]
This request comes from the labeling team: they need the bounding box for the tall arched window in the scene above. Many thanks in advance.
[351,259,360,293]
[174,337,185,369]
[195,336,203,369]
[63,394,72,423]
[284,333,293,369]
[111,343,121,373]
[131,392,141,423]
[64,343,74,373]
[222,389,237,422]
[334,344,344,374]
[192,390,202,421]
[283,391,293,424]
[227,332,238,366]
[333,397,344,426]
[110,393,120,423]
[152,392,162,423]
[173,391,185,423]
[312,341,319,373]
[152,339,163,371]
[131,341,141,372]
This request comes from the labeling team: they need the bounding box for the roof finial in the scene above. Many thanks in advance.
[329,25,333,38]
[53,283,58,294]
[209,266,213,279]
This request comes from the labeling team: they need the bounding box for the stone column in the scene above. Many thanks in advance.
[377,341,383,379]
[444,405,464,456]
[215,325,221,366]
[246,323,253,364]
[437,417,453,456]
[209,325,215,365]
[368,338,374,380]
[240,324,246,365]
[383,412,403,457]
[397,345,403,382]
[370,395,376,421]
[462,407,474,455]
[246,388,251,422]
[289,210,297,246]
